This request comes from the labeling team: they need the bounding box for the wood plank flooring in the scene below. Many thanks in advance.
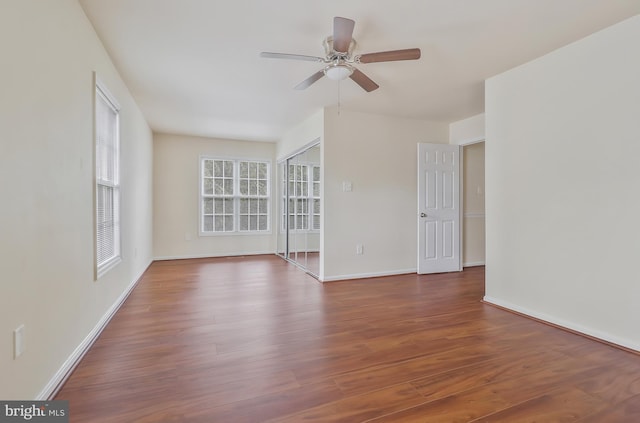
[55,255,640,422]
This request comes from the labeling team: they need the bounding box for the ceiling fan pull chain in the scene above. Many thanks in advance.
[338,79,341,116]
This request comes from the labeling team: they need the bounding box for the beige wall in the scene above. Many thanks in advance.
[323,108,449,280]
[153,133,276,259]
[0,0,153,399]
[463,142,485,266]
[485,15,640,350]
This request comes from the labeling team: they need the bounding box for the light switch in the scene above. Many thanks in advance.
[342,181,353,192]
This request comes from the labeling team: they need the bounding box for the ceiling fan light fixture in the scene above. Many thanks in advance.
[324,63,353,81]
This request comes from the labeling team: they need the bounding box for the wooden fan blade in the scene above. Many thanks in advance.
[333,17,355,53]
[260,52,324,62]
[349,68,379,92]
[358,48,421,64]
[294,70,325,90]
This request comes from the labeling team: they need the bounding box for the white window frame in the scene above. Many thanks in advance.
[94,76,121,279]
[281,162,320,233]
[200,157,271,235]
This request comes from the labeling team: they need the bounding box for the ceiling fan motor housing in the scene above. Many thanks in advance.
[323,36,357,60]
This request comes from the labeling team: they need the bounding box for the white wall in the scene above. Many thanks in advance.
[153,133,276,259]
[485,15,640,351]
[276,109,324,161]
[0,0,153,399]
[449,113,485,145]
[323,108,449,281]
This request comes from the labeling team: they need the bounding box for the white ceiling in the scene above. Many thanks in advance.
[78,0,640,142]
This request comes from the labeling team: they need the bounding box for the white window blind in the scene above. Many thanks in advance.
[95,80,121,278]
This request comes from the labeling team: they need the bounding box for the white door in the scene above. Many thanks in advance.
[417,143,461,274]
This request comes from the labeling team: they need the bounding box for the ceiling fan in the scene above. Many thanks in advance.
[260,17,421,92]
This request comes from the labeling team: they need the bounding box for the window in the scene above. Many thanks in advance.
[95,79,121,278]
[201,158,270,234]
[282,163,320,232]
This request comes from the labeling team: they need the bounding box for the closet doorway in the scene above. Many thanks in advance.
[276,142,320,277]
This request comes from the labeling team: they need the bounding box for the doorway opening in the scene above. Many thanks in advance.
[462,141,485,267]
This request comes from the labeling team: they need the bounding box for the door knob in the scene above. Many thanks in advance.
[420,213,427,218]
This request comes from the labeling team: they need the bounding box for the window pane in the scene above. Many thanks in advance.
[249,162,257,178]
[224,216,234,231]
[214,216,224,231]
[214,160,223,177]
[224,179,233,195]
[249,199,258,213]
[204,178,213,195]
[203,216,213,231]
[214,198,224,213]
[249,215,257,231]
[249,180,257,196]
[223,161,233,177]
[204,160,213,177]
[239,215,249,231]
[259,199,268,213]
[313,199,320,213]
[239,180,248,195]
[258,180,267,196]
[239,161,248,178]
[258,215,267,230]
[214,179,223,195]
[204,198,213,214]
[258,163,267,179]
[224,198,234,213]
[239,198,248,213]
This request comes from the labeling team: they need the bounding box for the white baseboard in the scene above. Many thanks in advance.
[38,260,152,400]
[154,251,275,261]
[463,261,485,267]
[321,268,417,282]
[483,296,640,353]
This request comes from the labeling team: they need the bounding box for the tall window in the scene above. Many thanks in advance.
[95,79,121,278]
[201,158,270,234]
[282,163,320,231]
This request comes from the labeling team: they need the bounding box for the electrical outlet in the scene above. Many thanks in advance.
[14,325,24,359]
[356,244,364,255]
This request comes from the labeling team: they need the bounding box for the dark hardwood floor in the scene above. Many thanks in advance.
[55,255,640,422]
